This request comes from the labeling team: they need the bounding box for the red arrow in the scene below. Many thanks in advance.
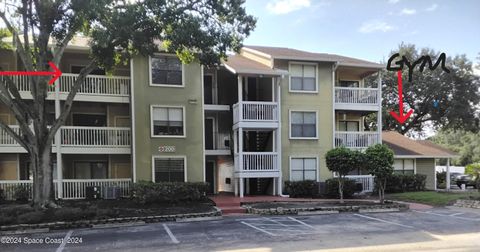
[0,62,62,85]
[389,70,414,124]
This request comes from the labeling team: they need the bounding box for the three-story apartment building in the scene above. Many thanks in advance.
[4,38,438,199]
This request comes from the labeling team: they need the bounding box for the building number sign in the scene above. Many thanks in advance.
[158,145,176,153]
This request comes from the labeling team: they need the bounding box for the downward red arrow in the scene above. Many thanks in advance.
[0,62,62,85]
[389,70,413,124]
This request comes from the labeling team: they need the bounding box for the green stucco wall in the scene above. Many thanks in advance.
[131,55,204,182]
[415,158,436,190]
[275,60,334,182]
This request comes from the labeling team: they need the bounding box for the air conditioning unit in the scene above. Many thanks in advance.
[103,186,121,200]
[86,186,101,200]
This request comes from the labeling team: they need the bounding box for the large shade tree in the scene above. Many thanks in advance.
[0,0,255,208]
[366,43,480,136]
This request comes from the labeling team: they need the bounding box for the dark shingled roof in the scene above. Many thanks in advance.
[382,131,458,158]
[244,45,384,69]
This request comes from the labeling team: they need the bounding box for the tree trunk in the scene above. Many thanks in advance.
[338,177,344,204]
[31,147,54,209]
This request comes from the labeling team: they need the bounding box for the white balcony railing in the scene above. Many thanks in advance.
[235,152,279,172]
[335,87,379,105]
[11,73,130,96]
[60,126,131,147]
[0,125,21,146]
[0,126,131,148]
[0,179,131,200]
[233,101,278,124]
[335,131,380,148]
[345,175,375,193]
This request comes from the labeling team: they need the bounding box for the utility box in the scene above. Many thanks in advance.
[103,186,121,200]
[86,186,101,200]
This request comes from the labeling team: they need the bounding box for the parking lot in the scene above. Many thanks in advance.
[1,207,480,252]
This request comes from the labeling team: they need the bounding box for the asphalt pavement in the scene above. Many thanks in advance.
[1,207,480,252]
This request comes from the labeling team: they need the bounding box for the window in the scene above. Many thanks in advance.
[72,113,107,126]
[71,65,105,75]
[290,63,317,92]
[290,111,317,138]
[338,121,360,132]
[153,157,185,182]
[150,55,183,86]
[291,157,317,181]
[393,159,415,174]
[339,80,359,88]
[151,106,184,137]
[74,162,108,179]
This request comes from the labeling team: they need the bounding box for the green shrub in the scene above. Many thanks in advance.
[14,185,30,202]
[132,181,209,204]
[16,211,45,224]
[284,180,318,198]
[324,178,356,199]
[437,171,446,185]
[0,189,4,203]
[0,214,15,225]
[382,173,427,193]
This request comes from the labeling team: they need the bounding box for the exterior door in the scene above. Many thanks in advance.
[205,118,214,150]
[206,161,215,194]
[204,75,214,104]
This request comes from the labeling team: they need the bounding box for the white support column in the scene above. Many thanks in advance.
[239,177,244,198]
[234,178,239,196]
[239,127,244,198]
[237,75,243,103]
[54,77,63,199]
[446,158,451,191]
[275,77,282,195]
[332,64,337,148]
[377,72,383,143]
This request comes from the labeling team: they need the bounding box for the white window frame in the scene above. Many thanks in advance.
[149,54,185,88]
[150,105,186,138]
[289,109,318,140]
[151,155,187,182]
[289,156,319,182]
[393,158,416,174]
[288,61,318,93]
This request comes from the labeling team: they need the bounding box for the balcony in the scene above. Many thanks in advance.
[234,152,280,178]
[334,87,380,111]
[233,101,279,128]
[12,73,130,103]
[0,126,131,154]
[334,131,380,149]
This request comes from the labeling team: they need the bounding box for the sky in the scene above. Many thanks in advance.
[244,0,480,73]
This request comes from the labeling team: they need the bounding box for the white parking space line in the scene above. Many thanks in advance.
[450,212,464,216]
[413,210,480,221]
[56,230,73,252]
[162,224,180,244]
[241,221,277,236]
[287,217,316,229]
[354,214,415,229]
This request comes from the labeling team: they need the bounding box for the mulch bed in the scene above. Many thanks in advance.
[0,199,216,226]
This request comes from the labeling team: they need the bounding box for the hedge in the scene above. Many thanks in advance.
[324,178,357,199]
[284,180,318,198]
[379,174,427,193]
[132,181,209,204]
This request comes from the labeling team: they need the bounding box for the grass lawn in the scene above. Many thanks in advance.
[386,191,480,206]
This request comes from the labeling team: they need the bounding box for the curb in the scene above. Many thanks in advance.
[243,203,409,215]
[0,208,222,233]
[176,216,223,222]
